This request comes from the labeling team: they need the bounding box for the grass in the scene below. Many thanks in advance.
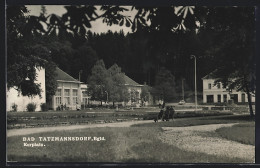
[7,111,254,163]
[132,114,253,127]
[7,108,234,129]
[7,127,248,163]
[215,122,255,145]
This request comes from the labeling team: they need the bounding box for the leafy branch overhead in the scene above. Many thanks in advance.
[7,5,255,117]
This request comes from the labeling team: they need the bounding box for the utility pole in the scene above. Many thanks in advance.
[191,55,197,112]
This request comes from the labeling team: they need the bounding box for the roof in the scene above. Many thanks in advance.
[108,64,142,86]
[123,74,142,86]
[54,67,80,83]
[201,70,218,80]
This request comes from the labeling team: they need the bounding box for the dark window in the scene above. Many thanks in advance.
[241,93,245,103]
[223,94,227,103]
[208,83,211,89]
[207,95,214,103]
[230,94,238,103]
[217,95,221,103]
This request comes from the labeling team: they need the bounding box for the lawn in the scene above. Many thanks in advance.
[7,108,233,129]
[215,122,255,145]
[7,114,254,163]
[132,114,253,127]
[7,127,248,163]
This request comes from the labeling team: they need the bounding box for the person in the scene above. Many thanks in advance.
[164,106,170,121]
[76,102,81,111]
[64,103,67,110]
[169,106,175,121]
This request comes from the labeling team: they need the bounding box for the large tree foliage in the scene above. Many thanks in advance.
[199,7,256,117]
[107,64,128,106]
[7,5,255,116]
[7,6,47,97]
[6,5,130,97]
[152,67,177,102]
[87,60,111,104]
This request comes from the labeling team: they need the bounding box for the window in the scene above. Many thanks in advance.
[64,89,70,105]
[223,94,227,103]
[207,95,214,103]
[82,91,88,97]
[56,97,61,105]
[217,83,220,89]
[73,89,78,105]
[217,95,221,103]
[208,83,211,89]
[55,89,62,105]
[56,89,61,96]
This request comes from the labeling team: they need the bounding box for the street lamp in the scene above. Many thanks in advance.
[190,55,197,112]
[182,78,185,101]
[104,91,108,104]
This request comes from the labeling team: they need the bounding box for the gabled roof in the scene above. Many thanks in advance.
[201,70,218,80]
[108,64,142,86]
[54,67,80,83]
[123,74,142,86]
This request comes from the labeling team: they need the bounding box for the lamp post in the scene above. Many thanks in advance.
[190,55,197,112]
[104,91,108,104]
[182,78,185,101]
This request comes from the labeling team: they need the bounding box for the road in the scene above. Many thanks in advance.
[7,120,154,137]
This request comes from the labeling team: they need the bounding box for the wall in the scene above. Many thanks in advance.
[202,79,255,103]
[6,68,46,112]
[52,81,81,110]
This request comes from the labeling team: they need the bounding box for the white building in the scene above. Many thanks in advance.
[6,68,46,112]
[202,73,255,103]
[49,67,90,111]
[123,74,143,106]
[81,83,90,109]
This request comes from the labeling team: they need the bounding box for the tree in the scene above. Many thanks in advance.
[107,64,127,107]
[200,7,255,117]
[140,84,151,106]
[152,67,177,102]
[7,6,47,97]
[87,60,110,105]
[6,5,131,97]
[71,43,99,83]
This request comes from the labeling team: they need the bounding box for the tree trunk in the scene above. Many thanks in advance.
[245,85,254,118]
[100,100,102,106]
[113,101,115,108]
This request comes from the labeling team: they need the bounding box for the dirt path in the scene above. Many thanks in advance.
[7,120,154,137]
[158,123,255,163]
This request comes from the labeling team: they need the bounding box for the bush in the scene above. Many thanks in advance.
[11,103,18,112]
[27,103,37,112]
[40,103,48,112]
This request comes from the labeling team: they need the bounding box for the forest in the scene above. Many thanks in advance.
[6,5,256,115]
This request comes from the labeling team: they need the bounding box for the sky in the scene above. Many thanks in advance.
[26,5,135,34]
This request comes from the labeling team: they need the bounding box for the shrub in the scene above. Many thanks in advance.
[11,103,18,112]
[27,103,37,112]
[40,103,48,112]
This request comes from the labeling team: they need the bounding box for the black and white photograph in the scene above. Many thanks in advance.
[6,4,256,164]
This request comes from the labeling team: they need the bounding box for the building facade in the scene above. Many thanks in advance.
[6,68,46,112]
[123,74,143,106]
[81,84,90,109]
[50,67,86,110]
[202,75,255,104]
